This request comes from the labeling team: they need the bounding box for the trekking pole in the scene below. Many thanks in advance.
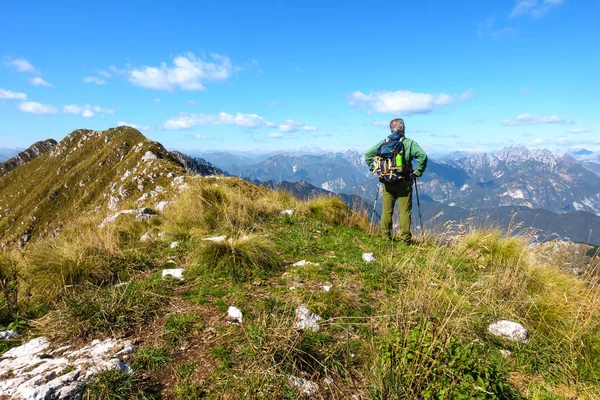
[413,176,424,234]
[369,181,382,235]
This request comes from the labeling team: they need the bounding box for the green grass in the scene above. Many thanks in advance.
[188,234,284,282]
[4,169,600,399]
[131,346,172,371]
[163,312,206,347]
[55,276,174,339]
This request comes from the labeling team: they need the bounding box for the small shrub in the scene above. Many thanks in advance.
[131,347,172,371]
[189,235,284,282]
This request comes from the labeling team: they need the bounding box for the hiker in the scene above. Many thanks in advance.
[364,118,427,243]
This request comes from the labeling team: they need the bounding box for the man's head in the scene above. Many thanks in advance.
[389,118,405,135]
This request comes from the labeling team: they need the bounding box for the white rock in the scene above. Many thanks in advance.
[227,306,243,324]
[170,241,179,248]
[202,236,226,242]
[140,232,152,242]
[362,253,376,262]
[141,151,157,162]
[499,349,512,358]
[155,201,170,213]
[99,209,136,227]
[0,337,132,399]
[323,285,332,292]
[0,330,19,339]
[295,304,322,332]
[290,376,319,396]
[162,268,184,280]
[280,209,294,215]
[292,260,317,267]
[488,320,528,343]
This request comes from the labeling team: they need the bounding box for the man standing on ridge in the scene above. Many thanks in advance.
[364,118,427,243]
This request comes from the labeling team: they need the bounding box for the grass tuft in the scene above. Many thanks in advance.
[189,234,284,282]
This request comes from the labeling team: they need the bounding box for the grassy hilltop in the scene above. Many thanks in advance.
[1,128,600,399]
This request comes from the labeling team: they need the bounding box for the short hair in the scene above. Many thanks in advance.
[390,118,405,134]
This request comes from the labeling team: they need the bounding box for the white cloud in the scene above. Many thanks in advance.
[162,112,272,130]
[502,113,573,126]
[568,128,592,134]
[29,77,53,87]
[268,132,285,138]
[278,119,317,133]
[63,104,115,117]
[18,101,59,115]
[371,121,388,127]
[84,76,107,85]
[510,0,563,18]
[118,121,151,131]
[0,88,27,100]
[4,57,36,73]
[127,52,233,91]
[98,70,112,79]
[349,89,473,115]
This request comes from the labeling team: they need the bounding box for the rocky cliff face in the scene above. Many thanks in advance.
[0,139,57,176]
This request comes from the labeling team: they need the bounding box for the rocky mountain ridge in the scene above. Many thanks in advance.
[0,127,219,248]
[0,139,57,176]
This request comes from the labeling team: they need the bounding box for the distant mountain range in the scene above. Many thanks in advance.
[193,146,600,245]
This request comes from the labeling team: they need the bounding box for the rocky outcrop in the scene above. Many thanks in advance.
[0,337,134,399]
[170,151,223,176]
[0,139,57,176]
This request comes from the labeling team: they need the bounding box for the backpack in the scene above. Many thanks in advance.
[372,133,410,183]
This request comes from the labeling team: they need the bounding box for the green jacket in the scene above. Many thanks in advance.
[364,137,428,180]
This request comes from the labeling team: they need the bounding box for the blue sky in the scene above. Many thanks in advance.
[0,0,598,154]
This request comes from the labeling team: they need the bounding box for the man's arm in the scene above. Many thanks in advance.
[364,140,384,171]
[410,141,428,177]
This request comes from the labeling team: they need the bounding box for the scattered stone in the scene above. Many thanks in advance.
[323,285,332,292]
[227,306,243,324]
[136,208,156,221]
[499,349,512,358]
[162,268,184,280]
[295,304,322,332]
[292,260,318,267]
[202,236,226,243]
[488,320,528,343]
[290,376,319,396]
[170,241,179,249]
[0,330,19,340]
[141,151,157,162]
[362,253,376,263]
[155,201,170,213]
[323,377,334,386]
[280,209,294,216]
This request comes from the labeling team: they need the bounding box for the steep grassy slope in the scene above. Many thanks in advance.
[0,127,186,247]
[1,175,599,399]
